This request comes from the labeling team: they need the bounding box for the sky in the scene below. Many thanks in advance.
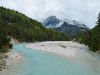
[0,0,100,28]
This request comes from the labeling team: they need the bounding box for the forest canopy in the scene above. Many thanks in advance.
[0,7,70,53]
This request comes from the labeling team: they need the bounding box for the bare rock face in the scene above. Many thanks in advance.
[42,16,89,34]
[10,38,20,45]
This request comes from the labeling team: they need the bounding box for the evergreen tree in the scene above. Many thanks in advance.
[0,6,71,53]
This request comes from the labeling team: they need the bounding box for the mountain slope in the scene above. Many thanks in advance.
[42,16,89,34]
[0,7,70,51]
[75,13,100,52]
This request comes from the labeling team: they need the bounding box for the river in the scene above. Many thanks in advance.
[13,43,100,75]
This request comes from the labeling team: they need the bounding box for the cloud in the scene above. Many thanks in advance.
[0,0,100,28]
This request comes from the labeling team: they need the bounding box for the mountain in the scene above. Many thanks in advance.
[0,7,71,53]
[42,16,89,34]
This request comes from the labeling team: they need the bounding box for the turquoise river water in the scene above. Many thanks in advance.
[13,43,100,75]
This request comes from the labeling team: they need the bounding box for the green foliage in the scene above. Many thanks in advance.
[75,13,100,52]
[0,6,70,49]
[0,31,12,53]
[89,19,100,52]
[75,29,90,45]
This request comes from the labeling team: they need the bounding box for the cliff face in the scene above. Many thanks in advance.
[42,16,89,34]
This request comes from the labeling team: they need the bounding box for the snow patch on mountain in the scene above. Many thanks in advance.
[42,16,89,29]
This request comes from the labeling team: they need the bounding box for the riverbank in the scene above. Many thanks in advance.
[0,41,99,75]
[26,41,87,58]
[0,38,24,75]
[96,50,100,56]
[0,50,24,75]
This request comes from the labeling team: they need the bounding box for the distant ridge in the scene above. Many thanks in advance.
[42,16,89,34]
[0,7,70,42]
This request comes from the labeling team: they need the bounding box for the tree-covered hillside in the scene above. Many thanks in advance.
[0,7,70,52]
[0,7,70,41]
[75,13,100,52]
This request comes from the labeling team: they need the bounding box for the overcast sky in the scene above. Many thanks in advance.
[0,0,100,28]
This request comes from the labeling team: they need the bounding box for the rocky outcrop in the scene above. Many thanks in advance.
[42,16,89,34]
